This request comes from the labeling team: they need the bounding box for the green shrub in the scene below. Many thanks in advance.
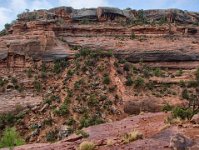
[41,71,47,79]
[146,81,155,90]
[41,63,47,72]
[182,89,189,100]
[76,130,89,138]
[4,23,11,30]
[172,107,193,120]
[66,118,76,126]
[176,69,183,76]
[80,115,104,128]
[195,68,199,81]
[0,127,25,149]
[2,113,15,125]
[125,77,133,86]
[67,69,74,77]
[123,63,130,71]
[33,80,42,92]
[162,103,173,112]
[118,59,126,64]
[88,94,98,107]
[103,74,111,85]
[179,80,186,87]
[109,85,117,92]
[153,68,163,77]
[74,79,84,90]
[187,80,198,88]
[53,59,67,74]
[43,118,53,126]
[0,77,6,87]
[54,103,69,116]
[142,66,152,78]
[77,48,92,57]
[44,95,61,105]
[158,16,167,25]
[130,32,136,40]
[0,29,6,36]
[46,130,58,142]
[134,77,144,88]
[26,68,33,78]
[11,77,17,85]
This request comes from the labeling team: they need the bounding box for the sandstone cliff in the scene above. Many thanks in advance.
[0,7,199,69]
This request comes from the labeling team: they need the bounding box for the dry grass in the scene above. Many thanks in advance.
[165,116,183,125]
[106,139,115,146]
[123,130,143,144]
[79,141,95,150]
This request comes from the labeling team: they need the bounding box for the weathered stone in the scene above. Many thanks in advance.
[72,8,97,21]
[97,7,127,21]
[124,99,160,115]
[31,128,40,137]
[191,113,199,124]
[39,104,49,112]
[169,133,192,150]
[58,125,72,140]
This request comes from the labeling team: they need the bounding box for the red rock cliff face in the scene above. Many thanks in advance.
[0,7,199,69]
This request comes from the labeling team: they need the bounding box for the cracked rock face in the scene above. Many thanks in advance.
[0,7,199,69]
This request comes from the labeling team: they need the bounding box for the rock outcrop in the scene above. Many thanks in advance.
[0,7,199,69]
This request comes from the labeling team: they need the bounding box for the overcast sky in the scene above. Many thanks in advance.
[0,0,199,30]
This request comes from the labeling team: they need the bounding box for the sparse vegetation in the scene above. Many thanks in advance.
[182,89,189,100]
[175,69,183,76]
[162,103,173,112]
[130,32,136,40]
[76,130,89,138]
[125,77,133,86]
[0,127,25,149]
[80,115,104,128]
[171,107,193,120]
[0,77,7,87]
[134,77,144,88]
[195,68,199,81]
[46,130,58,142]
[103,74,111,85]
[26,68,33,78]
[33,80,42,92]
[153,68,163,77]
[53,59,67,74]
[54,102,69,116]
[0,113,16,129]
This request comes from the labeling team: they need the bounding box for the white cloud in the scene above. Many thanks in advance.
[0,8,12,30]
[10,0,28,13]
[59,0,109,9]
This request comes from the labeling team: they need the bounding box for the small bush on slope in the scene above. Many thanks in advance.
[0,127,25,149]
[79,141,95,150]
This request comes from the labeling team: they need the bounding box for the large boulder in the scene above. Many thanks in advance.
[169,133,193,150]
[97,7,128,21]
[124,99,161,115]
[72,8,97,21]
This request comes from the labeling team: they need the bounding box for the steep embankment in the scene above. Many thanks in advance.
[0,6,199,150]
